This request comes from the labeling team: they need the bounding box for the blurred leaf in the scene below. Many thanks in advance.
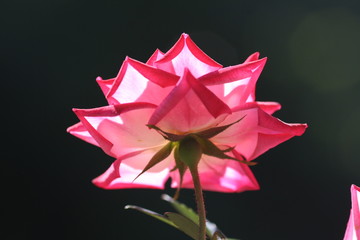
[126,196,241,240]
[165,212,200,240]
[124,205,176,228]
[162,194,222,238]
[162,194,199,224]
[125,205,200,240]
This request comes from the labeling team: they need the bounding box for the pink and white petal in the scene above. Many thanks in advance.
[149,70,229,134]
[72,103,161,158]
[106,57,178,105]
[154,33,222,78]
[344,185,360,240]
[199,57,267,108]
[212,105,260,145]
[126,58,179,87]
[146,49,165,66]
[97,108,167,157]
[93,148,174,189]
[224,57,267,105]
[186,70,231,117]
[170,153,259,193]
[67,122,99,147]
[96,77,115,100]
[245,106,307,160]
[148,69,191,128]
[212,103,307,160]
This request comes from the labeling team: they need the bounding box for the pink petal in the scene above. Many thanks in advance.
[199,57,267,108]
[154,33,222,78]
[344,185,360,240]
[67,122,99,147]
[96,76,115,99]
[147,69,191,128]
[146,49,165,66]
[244,52,260,62]
[126,58,179,87]
[213,103,307,160]
[186,69,231,117]
[72,103,162,158]
[170,150,259,192]
[105,57,178,105]
[93,148,174,189]
[257,101,282,115]
[149,69,230,133]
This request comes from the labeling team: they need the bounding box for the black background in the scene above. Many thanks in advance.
[3,0,360,239]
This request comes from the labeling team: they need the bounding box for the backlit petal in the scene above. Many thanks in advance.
[106,57,178,105]
[213,103,307,160]
[344,185,360,240]
[67,122,99,147]
[200,57,267,108]
[93,148,174,189]
[154,33,222,78]
[170,151,259,192]
[72,103,163,158]
[149,69,229,134]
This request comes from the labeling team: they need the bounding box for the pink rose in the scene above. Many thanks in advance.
[344,184,360,240]
[67,33,307,192]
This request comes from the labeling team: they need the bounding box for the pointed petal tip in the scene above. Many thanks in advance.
[66,125,73,133]
[295,123,308,136]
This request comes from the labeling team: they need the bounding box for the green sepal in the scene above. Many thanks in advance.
[147,124,185,141]
[173,145,188,200]
[178,136,203,168]
[196,116,246,139]
[133,142,174,182]
[192,135,256,166]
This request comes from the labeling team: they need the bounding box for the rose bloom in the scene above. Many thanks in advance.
[344,184,360,240]
[67,33,307,192]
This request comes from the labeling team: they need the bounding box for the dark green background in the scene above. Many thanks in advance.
[3,0,360,239]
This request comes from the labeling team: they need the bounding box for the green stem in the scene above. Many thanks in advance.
[189,166,207,240]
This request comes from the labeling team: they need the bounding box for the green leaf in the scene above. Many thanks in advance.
[196,116,246,139]
[124,205,177,228]
[162,194,199,224]
[133,142,174,182]
[162,194,217,238]
[165,212,200,240]
[125,205,200,240]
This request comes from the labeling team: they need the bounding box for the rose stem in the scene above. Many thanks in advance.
[189,165,207,240]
